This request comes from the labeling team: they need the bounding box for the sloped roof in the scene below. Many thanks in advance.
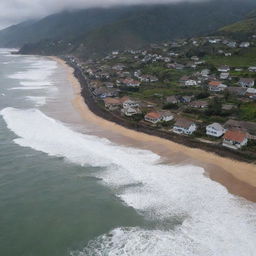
[174,118,195,129]
[223,130,247,143]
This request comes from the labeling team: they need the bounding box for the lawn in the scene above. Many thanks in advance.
[204,47,256,67]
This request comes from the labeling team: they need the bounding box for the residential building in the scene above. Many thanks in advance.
[206,123,225,137]
[103,98,121,110]
[218,65,230,73]
[173,118,197,135]
[222,130,248,149]
[239,78,255,88]
[208,81,227,92]
[144,112,162,124]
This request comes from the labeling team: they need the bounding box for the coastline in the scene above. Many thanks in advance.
[50,56,256,202]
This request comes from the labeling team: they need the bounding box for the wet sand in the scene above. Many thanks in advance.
[51,56,256,202]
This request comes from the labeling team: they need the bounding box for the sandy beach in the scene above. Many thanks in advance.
[51,56,256,202]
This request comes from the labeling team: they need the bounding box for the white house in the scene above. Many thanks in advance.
[185,80,197,86]
[222,130,248,150]
[173,118,197,135]
[218,65,230,73]
[240,42,250,48]
[249,66,256,72]
[239,78,255,88]
[123,99,139,109]
[206,123,226,137]
[160,111,174,122]
[220,72,229,80]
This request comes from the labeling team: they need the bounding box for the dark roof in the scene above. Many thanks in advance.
[174,118,195,129]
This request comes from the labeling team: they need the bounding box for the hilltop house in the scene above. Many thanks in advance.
[208,81,227,92]
[144,111,162,124]
[240,42,250,48]
[184,79,198,87]
[249,66,256,72]
[222,130,248,150]
[238,78,255,88]
[121,79,141,87]
[173,118,197,135]
[166,96,180,104]
[206,123,226,137]
[220,72,229,80]
[218,65,230,73]
[189,100,208,109]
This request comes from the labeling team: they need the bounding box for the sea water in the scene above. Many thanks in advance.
[0,49,256,256]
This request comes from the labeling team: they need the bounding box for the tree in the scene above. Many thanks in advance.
[206,97,222,116]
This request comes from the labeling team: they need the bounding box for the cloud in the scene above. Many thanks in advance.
[0,0,208,29]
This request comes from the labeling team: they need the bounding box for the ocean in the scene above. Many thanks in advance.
[0,49,256,256]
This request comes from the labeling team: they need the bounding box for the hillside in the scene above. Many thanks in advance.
[219,9,256,39]
[2,0,255,57]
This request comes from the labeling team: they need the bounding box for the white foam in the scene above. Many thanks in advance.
[7,58,57,92]
[1,107,256,256]
[25,96,46,107]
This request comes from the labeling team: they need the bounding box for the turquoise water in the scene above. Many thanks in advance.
[0,49,256,256]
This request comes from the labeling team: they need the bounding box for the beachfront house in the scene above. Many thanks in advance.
[173,118,197,135]
[144,111,162,124]
[206,123,226,137]
[222,130,248,150]
[160,111,174,122]
[103,98,122,110]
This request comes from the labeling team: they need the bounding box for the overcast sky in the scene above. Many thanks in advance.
[0,0,208,29]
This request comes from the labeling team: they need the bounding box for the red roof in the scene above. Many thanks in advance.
[209,81,221,86]
[145,111,162,119]
[223,130,247,143]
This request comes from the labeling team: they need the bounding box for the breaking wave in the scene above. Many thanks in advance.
[1,107,256,256]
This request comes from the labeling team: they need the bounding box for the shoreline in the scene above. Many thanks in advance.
[51,56,256,202]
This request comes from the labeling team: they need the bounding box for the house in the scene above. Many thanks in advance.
[246,88,256,98]
[180,96,193,103]
[103,98,121,110]
[93,87,119,98]
[160,111,174,122]
[227,41,237,48]
[123,99,140,109]
[173,118,197,135]
[166,96,180,104]
[222,130,248,149]
[239,78,255,88]
[112,64,126,71]
[220,72,229,80]
[144,111,162,124]
[206,123,226,137]
[122,107,141,117]
[227,87,247,96]
[184,79,197,86]
[201,69,210,77]
[121,79,141,87]
[224,120,256,136]
[249,66,256,72]
[218,65,230,73]
[191,56,199,61]
[179,75,190,85]
[240,42,250,48]
[208,81,227,92]
[189,100,208,109]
